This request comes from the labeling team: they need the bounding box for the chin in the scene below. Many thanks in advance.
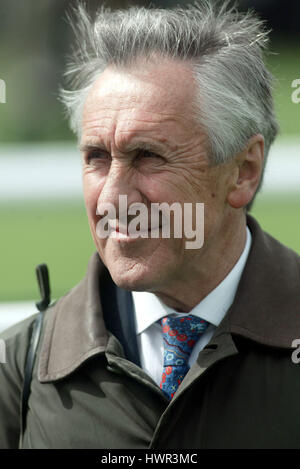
[107,261,163,293]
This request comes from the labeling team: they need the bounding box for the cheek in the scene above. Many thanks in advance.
[142,174,189,204]
[82,174,102,223]
[147,166,214,204]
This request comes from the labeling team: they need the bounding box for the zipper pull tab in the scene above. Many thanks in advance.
[35,263,51,312]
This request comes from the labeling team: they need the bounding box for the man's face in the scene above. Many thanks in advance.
[81,58,234,295]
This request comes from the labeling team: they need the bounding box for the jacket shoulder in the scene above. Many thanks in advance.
[0,313,38,448]
[0,313,38,341]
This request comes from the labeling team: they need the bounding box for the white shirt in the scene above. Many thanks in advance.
[132,226,252,386]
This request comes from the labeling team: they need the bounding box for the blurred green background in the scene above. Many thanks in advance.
[0,0,299,302]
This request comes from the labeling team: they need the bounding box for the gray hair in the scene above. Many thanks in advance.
[60,1,279,208]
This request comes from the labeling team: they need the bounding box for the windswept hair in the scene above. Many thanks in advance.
[60,1,279,205]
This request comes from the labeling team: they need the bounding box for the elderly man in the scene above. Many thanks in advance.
[1,2,300,449]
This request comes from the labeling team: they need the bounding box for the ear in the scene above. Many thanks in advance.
[227,134,265,209]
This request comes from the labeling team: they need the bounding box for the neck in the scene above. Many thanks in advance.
[153,214,248,312]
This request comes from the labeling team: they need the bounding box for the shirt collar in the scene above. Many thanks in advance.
[133,226,252,334]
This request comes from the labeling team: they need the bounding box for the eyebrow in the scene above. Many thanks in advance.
[78,141,167,154]
[78,142,106,152]
[125,142,165,153]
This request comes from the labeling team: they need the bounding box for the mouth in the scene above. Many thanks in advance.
[108,220,161,241]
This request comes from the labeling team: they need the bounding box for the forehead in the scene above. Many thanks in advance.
[82,58,198,140]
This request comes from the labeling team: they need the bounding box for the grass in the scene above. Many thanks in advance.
[0,200,95,302]
[266,41,300,137]
[1,194,299,302]
[251,193,300,252]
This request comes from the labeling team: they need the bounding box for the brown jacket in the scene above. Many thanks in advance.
[1,215,300,449]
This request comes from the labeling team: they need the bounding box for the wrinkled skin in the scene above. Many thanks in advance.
[80,57,264,311]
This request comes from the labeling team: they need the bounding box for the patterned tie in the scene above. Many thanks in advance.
[159,315,209,400]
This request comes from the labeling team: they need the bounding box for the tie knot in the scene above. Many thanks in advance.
[160,314,209,347]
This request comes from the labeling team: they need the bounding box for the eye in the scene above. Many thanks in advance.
[85,149,111,164]
[136,149,164,162]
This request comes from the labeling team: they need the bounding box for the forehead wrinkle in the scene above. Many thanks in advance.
[86,74,193,125]
[83,103,176,146]
[82,60,199,157]
[111,107,188,153]
[80,130,176,157]
[82,103,200,157]
[112,123,180,155]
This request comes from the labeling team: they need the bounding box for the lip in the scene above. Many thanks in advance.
[109,225,161,242]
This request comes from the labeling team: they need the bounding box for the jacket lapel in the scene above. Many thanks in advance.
[228,214,300,349]
[101,268,141,367]
[38,253,139,382]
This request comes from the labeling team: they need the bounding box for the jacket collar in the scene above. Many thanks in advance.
[225,215,300,349]
[38,215,300,383]
[38,252,108,383]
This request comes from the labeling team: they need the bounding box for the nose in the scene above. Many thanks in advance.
[96,160,144,218]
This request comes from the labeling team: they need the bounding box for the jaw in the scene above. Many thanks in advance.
[96,236,184,292]
[91,208,247,309]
